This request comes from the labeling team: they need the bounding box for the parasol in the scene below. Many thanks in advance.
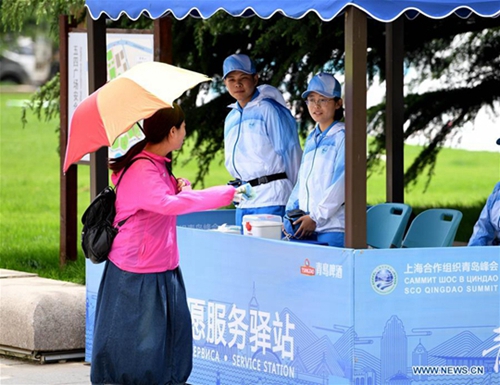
[63,61,211,172]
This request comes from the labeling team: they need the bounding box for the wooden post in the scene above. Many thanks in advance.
[154,16,174,164]
[87,13,108,200]
[385,18,405,203]
[59,15,78,265]
[154,17,173,64]
[344,6,367,249]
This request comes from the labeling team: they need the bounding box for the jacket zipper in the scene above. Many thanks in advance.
[231,109,243,180]
[305,133,321,213]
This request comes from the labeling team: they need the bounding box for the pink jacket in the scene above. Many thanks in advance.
[108,150,236,273]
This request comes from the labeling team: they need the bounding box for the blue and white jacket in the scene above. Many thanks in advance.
[286,121,345,233]
[468,181,500,246]
[224,85,302,208]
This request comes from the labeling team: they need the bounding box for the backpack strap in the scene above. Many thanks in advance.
[114,156,155,227]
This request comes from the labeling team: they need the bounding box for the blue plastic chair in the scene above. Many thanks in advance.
[401,209,463,248]
[366,203,412,248]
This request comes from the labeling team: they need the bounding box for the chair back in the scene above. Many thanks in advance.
[367,203,412,248]
[402,209,463,248]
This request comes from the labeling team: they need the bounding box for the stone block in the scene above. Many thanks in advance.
[0,269,85,353]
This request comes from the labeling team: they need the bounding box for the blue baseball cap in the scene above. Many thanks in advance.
[223,54,256,79]
[302,72,342,99]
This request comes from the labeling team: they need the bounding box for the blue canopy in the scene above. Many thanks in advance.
[82,0,500,249]
[85,0,500,21]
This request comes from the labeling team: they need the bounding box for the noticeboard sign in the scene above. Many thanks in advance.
[68,32,153,161]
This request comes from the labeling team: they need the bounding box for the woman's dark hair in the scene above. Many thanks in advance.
[109,103,185,172]
[333,97,344,121]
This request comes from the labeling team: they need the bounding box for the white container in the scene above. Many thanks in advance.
[242,214,283,240]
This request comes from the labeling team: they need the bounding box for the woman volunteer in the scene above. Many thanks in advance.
[284,73,346,247]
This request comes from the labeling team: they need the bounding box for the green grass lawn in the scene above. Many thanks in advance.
[0,91,498,283]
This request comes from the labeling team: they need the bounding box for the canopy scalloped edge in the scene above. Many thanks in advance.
[85,1,500,22]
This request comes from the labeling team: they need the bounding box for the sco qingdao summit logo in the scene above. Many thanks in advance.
[371,265,398,295]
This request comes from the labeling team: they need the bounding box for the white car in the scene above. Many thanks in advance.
[0,36,52,85]
[0,55,30,84]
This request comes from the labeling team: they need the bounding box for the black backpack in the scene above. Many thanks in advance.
[81,157,153,264]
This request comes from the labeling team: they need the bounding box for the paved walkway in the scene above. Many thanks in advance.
[0,356,90,385]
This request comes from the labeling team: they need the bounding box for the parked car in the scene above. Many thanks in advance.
[0,36,52,85]
[0,55,30,84]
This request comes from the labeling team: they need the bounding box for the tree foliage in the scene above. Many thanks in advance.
[1,0,85,35]
[171,14,500,187]
[1,0,85,139]
[366,17,500,189]
[2,0,499,187]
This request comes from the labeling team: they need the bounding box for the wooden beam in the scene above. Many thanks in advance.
[385,18,405,203]
[59,15,78,265]
[86,13,108,200]
[154,17,173,64]
[154,17,174,164]
[344,6,367,249]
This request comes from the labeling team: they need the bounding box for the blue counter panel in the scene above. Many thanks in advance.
[179,227,354,384]
[353,247,500,385]
[176,209,236,228]
[85,210,500,384]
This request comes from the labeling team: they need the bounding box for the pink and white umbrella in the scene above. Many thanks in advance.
[63,61,210,172]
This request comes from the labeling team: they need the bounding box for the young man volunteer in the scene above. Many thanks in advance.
[222,53,302,227]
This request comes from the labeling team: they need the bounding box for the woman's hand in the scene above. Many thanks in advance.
[176,178,192,192]
[293,215,317,238]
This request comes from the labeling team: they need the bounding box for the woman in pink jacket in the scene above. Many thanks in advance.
[91,104,249,385]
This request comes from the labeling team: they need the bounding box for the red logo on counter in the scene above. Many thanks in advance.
[245,222,252,232]
[301,259,315,276]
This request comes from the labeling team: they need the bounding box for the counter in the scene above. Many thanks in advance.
[86,210,500,384]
